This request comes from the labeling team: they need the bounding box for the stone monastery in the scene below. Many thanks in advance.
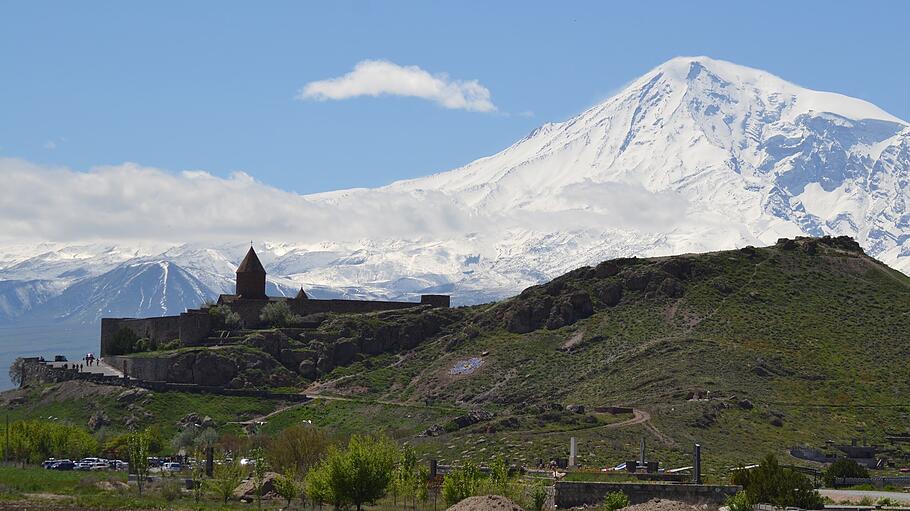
[100,246,450,356]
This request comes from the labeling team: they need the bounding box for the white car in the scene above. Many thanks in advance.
[162,462,183,472]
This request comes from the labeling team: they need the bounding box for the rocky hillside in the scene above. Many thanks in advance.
[5,236,909,469]
[305,236,910,465]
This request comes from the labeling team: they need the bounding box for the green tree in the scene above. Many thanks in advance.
[823,458,869,487]
[251,446,269,510]
[529,481,548,511]
[306,434,399,511]
[209,304,241,329]
[210,456,244,505]
[128,429,151,497]
[442,462,483,507]
[489,456,511,496]
[260,301,302,328]
[731,454,822,509]
[305,454,339,509]
[275,469,302,509]
[265,423,331,475]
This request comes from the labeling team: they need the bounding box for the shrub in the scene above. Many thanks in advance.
[209,457,243,504]
[726,490,751,511]
[602,491,630,511]
[260,302,301,328]
[442,462,483,507]
[209,304,241,329]
[731,454,823,509]
[823,458,869,487]
[158,477,183,502]
[530,481,548,511]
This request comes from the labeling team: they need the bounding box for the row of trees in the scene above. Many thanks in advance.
[0,419,98,465]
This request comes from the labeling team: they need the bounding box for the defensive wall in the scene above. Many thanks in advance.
[18,358,309,401]
[100,294,451,356]
[554,481,740,507]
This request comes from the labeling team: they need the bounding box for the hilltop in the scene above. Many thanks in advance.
[4,236,910,478]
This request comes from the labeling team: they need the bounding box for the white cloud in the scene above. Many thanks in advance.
[43,141,57,150]
[0,160,687,246]
[298,60,496,112]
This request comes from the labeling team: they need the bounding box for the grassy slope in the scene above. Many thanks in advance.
[316,239,910,476]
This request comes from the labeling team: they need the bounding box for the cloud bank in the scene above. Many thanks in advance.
[0,158,690,245]
[298,60,496,112]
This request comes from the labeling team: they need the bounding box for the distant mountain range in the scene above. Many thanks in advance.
[2,56,910,387]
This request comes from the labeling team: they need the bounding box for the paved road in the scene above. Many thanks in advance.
[820,489,910,504]
[47,358,124,377]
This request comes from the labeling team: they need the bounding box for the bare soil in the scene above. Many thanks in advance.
[447,495,525,511]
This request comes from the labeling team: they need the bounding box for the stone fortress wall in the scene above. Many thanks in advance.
[101,294,451,356]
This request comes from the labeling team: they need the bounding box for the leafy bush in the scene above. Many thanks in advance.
[442,462,483,507]
[209,304,241,329]
[726,490,751,511]
[157,477,182,502]
[209,457,243,504]
[260,301,302,328]
[823,458,869,487]
[530,481,548,511]
[731,454,823,509]
[602,491,630,511]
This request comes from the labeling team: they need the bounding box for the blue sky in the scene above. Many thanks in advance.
[2,1,909,194]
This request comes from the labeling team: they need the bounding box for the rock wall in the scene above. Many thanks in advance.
[554,482,740,507]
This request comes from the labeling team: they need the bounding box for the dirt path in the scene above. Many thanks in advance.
[227,400,311,426]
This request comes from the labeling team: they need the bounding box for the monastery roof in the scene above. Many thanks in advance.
[237,246,266,274]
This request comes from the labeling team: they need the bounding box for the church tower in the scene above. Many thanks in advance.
[236,246,267,299]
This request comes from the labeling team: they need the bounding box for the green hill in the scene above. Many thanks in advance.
[4,236,910,480]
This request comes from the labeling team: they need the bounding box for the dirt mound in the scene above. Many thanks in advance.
[622,499,707,511]
[447,495,524,511]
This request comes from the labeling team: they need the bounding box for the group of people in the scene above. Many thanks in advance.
[84,353,97,366]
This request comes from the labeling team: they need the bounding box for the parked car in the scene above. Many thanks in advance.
[51,460,75,470]
[147,457,163,468]
[42,458,58,469]
[110,460,129,471]
[162,462,183,472]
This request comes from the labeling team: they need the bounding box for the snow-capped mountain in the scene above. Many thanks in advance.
[3,56,910,327]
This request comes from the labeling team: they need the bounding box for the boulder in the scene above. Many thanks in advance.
[298,360,317,380]
[88,410,110,431]
[566,404,585,414]
[777,238,797,250]
[594,282,623,306]
[659,278,685,299]
[192,351,237,386]
[594,260,620,278]
[660,259,692,280]
[333,339,358,366]
[232,472,281,501]
[116,387,149,403]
